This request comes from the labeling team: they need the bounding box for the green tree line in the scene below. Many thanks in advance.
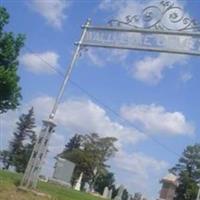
[0,6,25,114]
[171,144,200,200]
[0,107,37,172]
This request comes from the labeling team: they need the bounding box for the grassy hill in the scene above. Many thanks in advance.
[0,170,104,200]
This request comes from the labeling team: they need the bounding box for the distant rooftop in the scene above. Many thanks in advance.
[161,173,178,185]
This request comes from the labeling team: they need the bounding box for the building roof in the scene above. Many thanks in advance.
[161,173,178,185]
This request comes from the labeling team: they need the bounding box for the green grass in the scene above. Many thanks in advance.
[0,170,104,200]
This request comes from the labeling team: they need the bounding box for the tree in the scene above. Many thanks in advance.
[60,133,118,188]
[171,144,200,200]
[122,188,129,200]
[0,6,25,114]
[22,126,37,171]
[9,107,36,172]
[0,150,11,169]
[82,133,118,171]
[61,148,94,186]
[111,184,119,199]
[64,134,82,152]
[175,171,198,200]
[94,171,115,194]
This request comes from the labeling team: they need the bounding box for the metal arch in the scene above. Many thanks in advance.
[108,0,200,31]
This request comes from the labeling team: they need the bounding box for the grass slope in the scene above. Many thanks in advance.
[0,170,103,200]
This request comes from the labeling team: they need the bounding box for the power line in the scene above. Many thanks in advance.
[24,45,181,158]
[25,46,101,136]
[68,80,181,157]
[24,46,65,77]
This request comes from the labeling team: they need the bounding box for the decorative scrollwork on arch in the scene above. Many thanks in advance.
[108,0,200,31]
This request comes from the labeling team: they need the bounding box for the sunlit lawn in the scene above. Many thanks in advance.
[0,170,104,200]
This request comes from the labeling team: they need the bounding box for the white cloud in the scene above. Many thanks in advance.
[84,48,128,68]
[0,95,145,175]
[99,0,185,20]
[132,54,188,84]
[0,110,19,150]
[113,150,168,199]
[1,97,194,159]
[86,49,105,67]
[121,104,194,135]
[30,0,70,29]
[99,0,142,16]
[114,150,168,181]
[98,0,116,11]
[180,72,192,82]
[30,96,145,147]
[20,51,60,74]
[84,0,136,67]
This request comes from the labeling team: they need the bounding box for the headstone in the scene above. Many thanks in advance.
[128,194,132,200]
[103,186,109,198]
[51,157,75,187]
[84,182,90,193]
[114,185,124,200]
[74,172,83,191]
[93,167,98,176]
[133,192,142,200]
[108,188,113,199]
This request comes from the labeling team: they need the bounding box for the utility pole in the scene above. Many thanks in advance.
[20,19,91,189]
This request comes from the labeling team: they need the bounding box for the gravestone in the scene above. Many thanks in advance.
[84,182,90,193]
[114,185,124,200]
[128,194,132,200]
[103,186,109,198]
[74,172,83,191]
[133,193,142,200]
[108,188,113,199]
[51,157,75,187]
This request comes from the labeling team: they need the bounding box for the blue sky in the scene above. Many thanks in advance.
[1,0,200,199]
